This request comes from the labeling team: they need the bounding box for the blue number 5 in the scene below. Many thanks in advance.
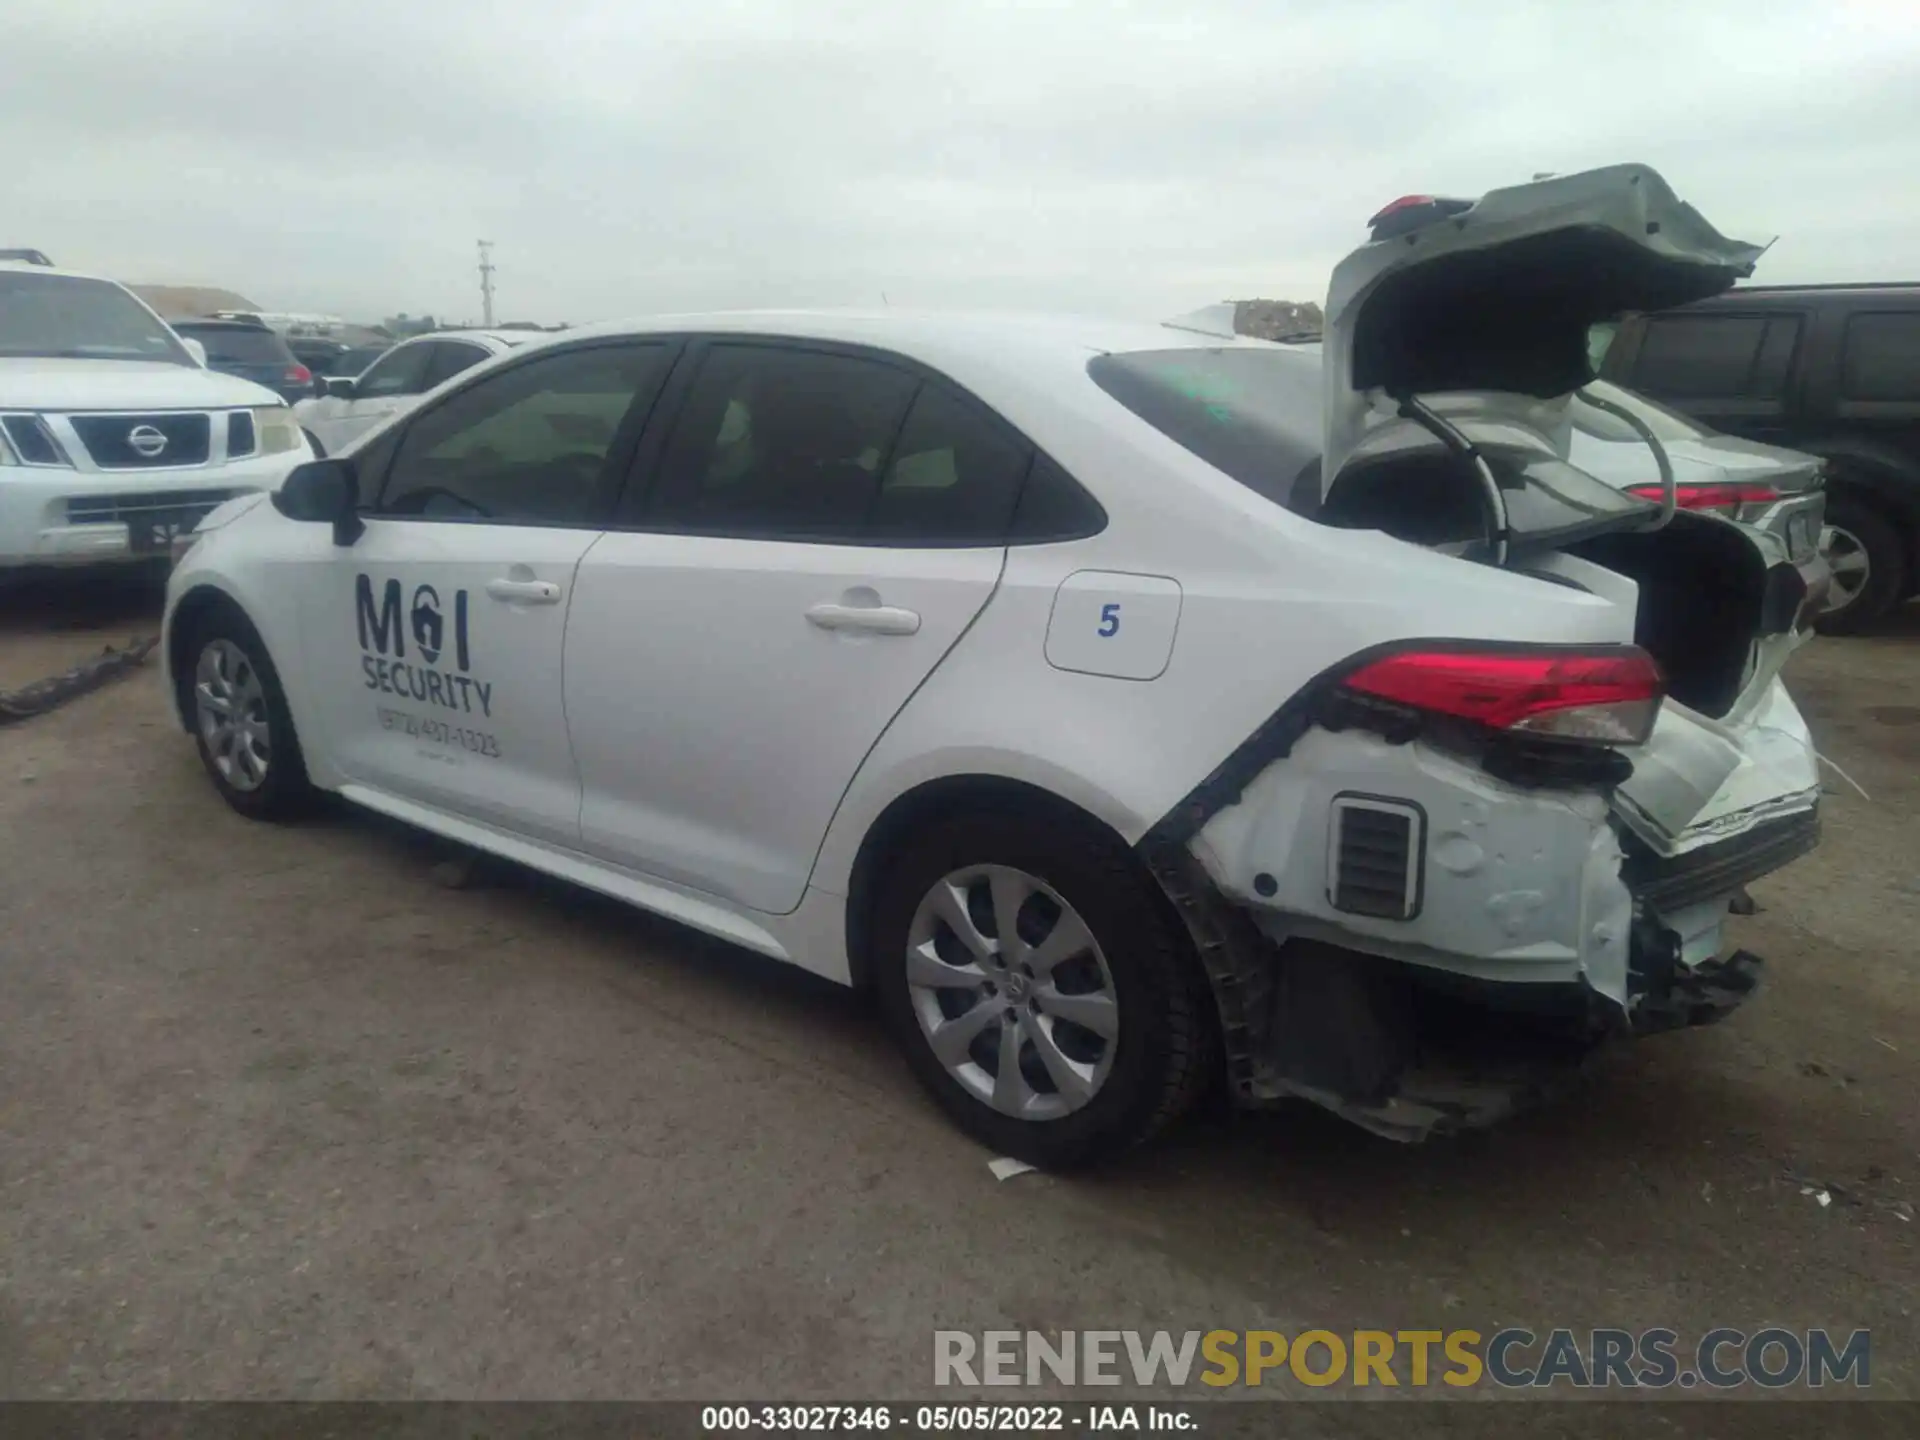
[1097,602,1121,637]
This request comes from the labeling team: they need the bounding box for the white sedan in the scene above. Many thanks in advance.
[164,165,1826,1165]
[292,329,530,456]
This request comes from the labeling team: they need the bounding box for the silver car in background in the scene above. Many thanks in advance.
[1568,378,1827,574]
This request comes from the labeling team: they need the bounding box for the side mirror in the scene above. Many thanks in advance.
[181,337,209,367]
[324,376,357,399]
[272,458,364,546]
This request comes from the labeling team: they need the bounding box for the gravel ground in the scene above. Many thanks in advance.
[0,570,1915,1430]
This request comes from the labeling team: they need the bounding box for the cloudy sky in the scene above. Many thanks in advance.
[6,0,1916,326]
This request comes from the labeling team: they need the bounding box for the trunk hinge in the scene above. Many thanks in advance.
[1390,394,1512,565]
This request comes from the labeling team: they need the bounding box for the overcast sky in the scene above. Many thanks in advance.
[6,0,1916,325]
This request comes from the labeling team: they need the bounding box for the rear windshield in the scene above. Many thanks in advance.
[1087,346,1322,508]
[1570,379,1707,444]
[172,324,292,364]
[1091,344,1655,551]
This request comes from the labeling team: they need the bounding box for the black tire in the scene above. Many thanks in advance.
[872,807,1215,1168]
[183,604,315,821]
[1816,492,1907,635]
[302,428,326,458]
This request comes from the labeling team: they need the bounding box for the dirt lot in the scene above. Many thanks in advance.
[1,570,1916,1425]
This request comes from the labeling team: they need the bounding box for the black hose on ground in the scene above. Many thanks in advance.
[0,636,159,724]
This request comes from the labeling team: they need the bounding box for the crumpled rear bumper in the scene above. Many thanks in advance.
[1140,722,1817,1143]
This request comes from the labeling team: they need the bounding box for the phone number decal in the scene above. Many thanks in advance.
[377,705,501,759]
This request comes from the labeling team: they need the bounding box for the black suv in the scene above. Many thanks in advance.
[1600,284,1920,632]
[169,317,313,406]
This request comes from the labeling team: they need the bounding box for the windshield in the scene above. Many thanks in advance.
[173,324,292,365]
[0,271,193,364]
[1570,378,1707,444]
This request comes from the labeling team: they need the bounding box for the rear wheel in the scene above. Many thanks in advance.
[186,607,313,820]
[872,808,1214,1168]
[1816,492,1906,635]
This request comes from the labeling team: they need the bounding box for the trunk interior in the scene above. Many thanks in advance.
[1319,454,1791,721]
[1569,514,1783,720]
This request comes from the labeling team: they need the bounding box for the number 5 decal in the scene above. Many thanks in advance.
[1097,602,1121,637]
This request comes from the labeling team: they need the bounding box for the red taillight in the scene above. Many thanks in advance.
[1340,646,1665,745]
[285,363,313,384]
[1625,481,1779,515]
[1367,194,1438,228]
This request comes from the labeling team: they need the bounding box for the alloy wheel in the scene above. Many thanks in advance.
[1821,524,1871,616]
[904,864,1119,1121]
[194,638,272,792]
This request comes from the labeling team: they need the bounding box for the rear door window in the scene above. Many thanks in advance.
[423,340,493,390]
[175,325,291,365]
[354,342,433,399]
[629,341,1101,546]
[1840,313,1920,401]
[865,383,1031,544]
[1630,316,1768,398]
[636,344,918,539]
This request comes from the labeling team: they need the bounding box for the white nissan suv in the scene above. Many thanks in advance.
[163,166,1828,1165]
[0,262,311,570]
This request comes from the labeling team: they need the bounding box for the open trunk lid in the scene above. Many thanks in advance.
[1318,165,1818,861]
[1322,164,1768,491]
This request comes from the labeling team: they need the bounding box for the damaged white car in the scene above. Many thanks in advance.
[163,164,1826,1165]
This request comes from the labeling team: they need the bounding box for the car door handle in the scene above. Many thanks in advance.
[486,578,562,604]
[805,602,921,636]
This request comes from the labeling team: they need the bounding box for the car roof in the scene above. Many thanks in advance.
[1682,282,1920,307]
[408,329,527,349]
[0,260,129,285]
[552,308,1288,377]
[171,317,272,330]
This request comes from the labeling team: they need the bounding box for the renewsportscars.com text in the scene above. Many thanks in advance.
[933,1328,1870,1390]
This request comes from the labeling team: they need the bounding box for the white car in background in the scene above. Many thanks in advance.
[293,329,530,456]
[164,166,1827,1166]
[0,262,310,570]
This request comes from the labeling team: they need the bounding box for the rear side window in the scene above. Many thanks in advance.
[1841,313,1920,401]
[423,341,492,389]
[1087,346,1322,508]
[866,383,1030,543]
[174,325,291,364]
[1629,315,1799,399]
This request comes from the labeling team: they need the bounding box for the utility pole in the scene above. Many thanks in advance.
[477,240,496,327]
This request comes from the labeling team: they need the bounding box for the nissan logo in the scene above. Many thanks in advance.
[126,424,168,459]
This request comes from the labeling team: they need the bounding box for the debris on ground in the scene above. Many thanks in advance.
[0,636,158,724]
[988,1157,1038,1181]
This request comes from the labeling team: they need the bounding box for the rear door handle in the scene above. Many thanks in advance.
[805,602,921,636]
[486,578,562,604]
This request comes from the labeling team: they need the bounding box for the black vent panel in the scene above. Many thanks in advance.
[67,489,237,525]
[1328,796,1424,920]
[2,415,65,465]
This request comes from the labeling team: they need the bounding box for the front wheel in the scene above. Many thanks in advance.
[872,809,1214,1168]
[186,608,314,820]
